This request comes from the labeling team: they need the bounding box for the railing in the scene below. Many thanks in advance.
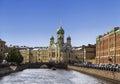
[73,63,120,72]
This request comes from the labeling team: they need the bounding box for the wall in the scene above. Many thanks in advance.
[96,27,120,64]
[0,64,28,77]
[68,65,120,82]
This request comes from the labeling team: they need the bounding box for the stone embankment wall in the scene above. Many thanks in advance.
[0,63,67,77]
[0,67,13,77]
[68,65,120,82]
[0,64,28,77]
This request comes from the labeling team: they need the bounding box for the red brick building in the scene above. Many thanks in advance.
[96,27,120,64]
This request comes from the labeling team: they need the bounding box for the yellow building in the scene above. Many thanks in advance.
[19,49,30,63]
[39,48,49,62]
[31,47,49,63]
[19,47,49,63]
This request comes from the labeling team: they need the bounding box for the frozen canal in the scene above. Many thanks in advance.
[0,69,115,84]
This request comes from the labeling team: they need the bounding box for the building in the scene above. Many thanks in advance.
[19,27,96,64]
[72,47,84,63]
[39,47,49,62]
[31,47,49,63]
[96,27,120,64]
[19,26,72,64]
[19,47,49,63]
[82,44,96,64]
[48,26,72,63]
[72,44,96,64]
[19,48,30,63]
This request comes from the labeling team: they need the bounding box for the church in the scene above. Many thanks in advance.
[19,26,73,64]
[48,26,72,63]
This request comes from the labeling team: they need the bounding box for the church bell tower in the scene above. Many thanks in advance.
[57,26,64,45]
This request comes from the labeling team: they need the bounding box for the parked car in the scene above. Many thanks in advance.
[2,60,8,64]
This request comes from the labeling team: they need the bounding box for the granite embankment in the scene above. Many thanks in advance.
[68,65,120,82]
[0,64,28,77]
[0,63,67,77]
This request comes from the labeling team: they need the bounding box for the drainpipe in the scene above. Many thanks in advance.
[114,32,116,64]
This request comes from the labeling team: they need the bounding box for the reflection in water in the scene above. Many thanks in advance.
[0,69,116,84]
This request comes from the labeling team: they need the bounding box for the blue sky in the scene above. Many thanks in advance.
[0,0,120,47]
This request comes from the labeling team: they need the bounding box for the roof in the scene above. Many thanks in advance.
[67,36,71,40]
[50,36,54,40]
[57,26,64,34]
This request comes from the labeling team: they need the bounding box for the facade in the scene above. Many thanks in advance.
[20,47,49,63]
[31,47,49,63]
[19,49,30,63]
[20,27,72,63]
[96,27,120,64]
[48,26,72,63]
[72,44,96,64]
[72,47,84,63]
[82,44,96,64]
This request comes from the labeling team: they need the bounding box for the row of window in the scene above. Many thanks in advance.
[96,56,120,64]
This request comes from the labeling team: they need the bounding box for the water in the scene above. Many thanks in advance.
[0,69,115,84]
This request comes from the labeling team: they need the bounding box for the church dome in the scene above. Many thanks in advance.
[57,26,64,34]
[67,36,71,40]
[50,36,54,40]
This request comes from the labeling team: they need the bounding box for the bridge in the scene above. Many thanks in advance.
[28,62,68,69]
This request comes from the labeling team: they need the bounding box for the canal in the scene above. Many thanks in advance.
[0,69,116,84]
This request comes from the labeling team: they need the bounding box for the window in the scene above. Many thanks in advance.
[52,52,55,57]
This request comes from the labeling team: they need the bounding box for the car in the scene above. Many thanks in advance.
[115,64,120,72]
[2,60,8,64]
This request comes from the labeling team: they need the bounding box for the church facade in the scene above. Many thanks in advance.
[48,26,72,63]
